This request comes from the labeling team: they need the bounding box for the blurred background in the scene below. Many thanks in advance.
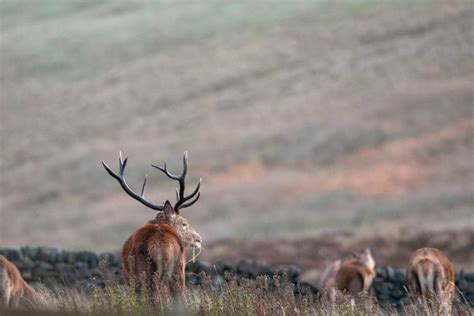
[0,0,472,269]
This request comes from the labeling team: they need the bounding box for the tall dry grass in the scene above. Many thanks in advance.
[2,272,471,316]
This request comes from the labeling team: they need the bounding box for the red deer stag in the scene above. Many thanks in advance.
[406,247,455,313]
[335,248,376,295]
[102,152,202,297]
[0,255,37,308]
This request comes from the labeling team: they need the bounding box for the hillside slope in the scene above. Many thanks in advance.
[0,0,472,250]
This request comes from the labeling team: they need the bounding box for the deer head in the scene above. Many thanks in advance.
[102,151,202,249]
[155,200,202,248]
[351,248,375,269]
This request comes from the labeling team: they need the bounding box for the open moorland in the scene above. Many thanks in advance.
[0,1,473,314]
[1,0,472,252]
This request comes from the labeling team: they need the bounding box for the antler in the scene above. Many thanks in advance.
[102,152,165,211]
[152,151,202,211]
[102,151,202,212]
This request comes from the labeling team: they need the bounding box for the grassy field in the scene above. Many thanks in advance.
[0,0,473,251]
[2,275,472,316]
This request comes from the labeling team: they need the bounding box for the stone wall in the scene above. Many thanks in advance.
[1,247,472,308]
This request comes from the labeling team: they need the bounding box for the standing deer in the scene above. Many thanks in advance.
[102,152,202,297]
[0,255,37,308]
[334,248,376,295]
[405,247,455,314]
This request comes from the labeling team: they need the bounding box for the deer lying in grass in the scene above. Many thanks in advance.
[0,255,37,308]
[319,249,376,296]
[102,152,202,297]
[406,247,455,314]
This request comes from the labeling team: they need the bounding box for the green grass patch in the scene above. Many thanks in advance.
[1,0,438,109]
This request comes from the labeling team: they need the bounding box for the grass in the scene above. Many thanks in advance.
[3,272,470,316]
[1,0,322,109]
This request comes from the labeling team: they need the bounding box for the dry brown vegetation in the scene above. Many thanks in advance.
[1,273,471,316]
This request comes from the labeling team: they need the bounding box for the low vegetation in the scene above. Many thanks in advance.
[4,273,471,316]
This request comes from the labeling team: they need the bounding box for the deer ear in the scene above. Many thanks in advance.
[163,200,176,217]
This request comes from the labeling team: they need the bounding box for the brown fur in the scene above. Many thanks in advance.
[335,249,376,295]
[121,201,201,298]
[406,247,455,313]
[0,255,36,308]
[103,152,202,298]
[122,222,185,296]
[318,259,341,291]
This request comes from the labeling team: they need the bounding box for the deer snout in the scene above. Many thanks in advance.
[194,235,202,249]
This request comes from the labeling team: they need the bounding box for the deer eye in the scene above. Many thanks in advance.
[182,223,187,227]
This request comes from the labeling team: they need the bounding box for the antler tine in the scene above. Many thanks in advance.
[151,152,200,211]
[182,150,188,177]
[102,153,164,211]
[152,153,187,181]
[140,174,148,198]
[175,178,201,209]
[152,151,187,197]
[179,192,200,209]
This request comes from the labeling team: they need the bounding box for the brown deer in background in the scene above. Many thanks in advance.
[0,255,37,308]
[334,248,376,295]
[318,249,376,296]
[102,152,202,297]
[317,259,341,292]
[406,247,455,314]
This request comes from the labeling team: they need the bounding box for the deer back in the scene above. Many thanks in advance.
[335,249,376,294]
[318,259,341,290]
[122,222,186,296]
[0,255,36,307]
[406,247,454,309]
